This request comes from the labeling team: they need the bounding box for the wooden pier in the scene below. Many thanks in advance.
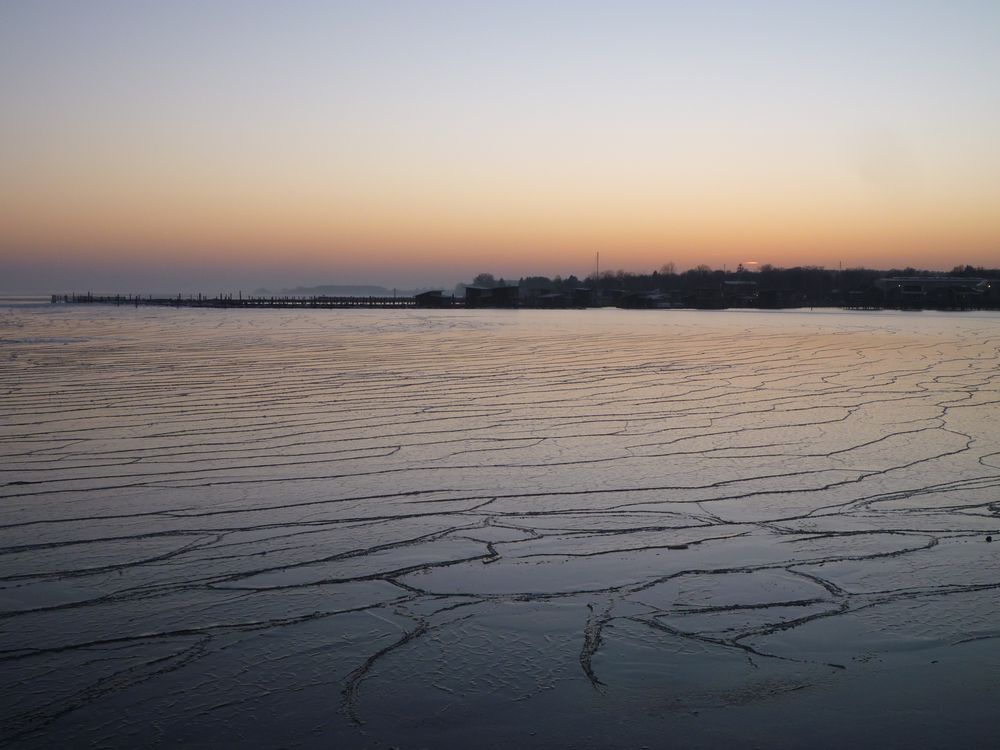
[52,292,418,309]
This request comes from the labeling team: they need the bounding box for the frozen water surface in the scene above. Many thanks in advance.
[1,305,999,748]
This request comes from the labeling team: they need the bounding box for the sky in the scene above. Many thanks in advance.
[2,0,999,292]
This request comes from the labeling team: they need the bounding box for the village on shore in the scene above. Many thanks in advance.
[52,264,1000,312]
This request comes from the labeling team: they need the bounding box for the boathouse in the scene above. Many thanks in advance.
[414,290,454,308]
[464,285,519,308]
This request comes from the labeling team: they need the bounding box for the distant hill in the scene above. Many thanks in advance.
[279,285,394,297]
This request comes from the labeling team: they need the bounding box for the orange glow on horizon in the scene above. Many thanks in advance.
[3,94,999,280]
[4,173,998,276]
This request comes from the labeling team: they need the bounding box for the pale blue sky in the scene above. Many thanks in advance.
[2,1,999,291]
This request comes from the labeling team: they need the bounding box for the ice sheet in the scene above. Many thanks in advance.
[2,306,999,747]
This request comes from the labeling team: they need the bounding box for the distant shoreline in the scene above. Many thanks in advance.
[41,290,1000,314]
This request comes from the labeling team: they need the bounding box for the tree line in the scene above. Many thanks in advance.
[457,265,998,307]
